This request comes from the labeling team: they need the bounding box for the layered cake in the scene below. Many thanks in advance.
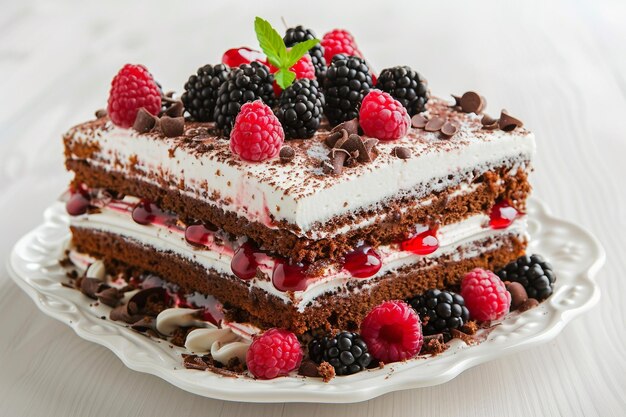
[60,18,556,380]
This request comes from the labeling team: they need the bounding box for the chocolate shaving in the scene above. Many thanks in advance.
[325,129,348,148]
[450,328,476,345]
[460,91,486,114]
[440,122,458,138]
[392,146,411,159]
[133,108,157,133]
[360,138,378,162]
[425,117,445,132]
[329,148,350,175]
[110,305,140,323]
[498,109,523,131]
[80,278,107,299]
[279,146,295,163]
[331,118,359,136]
[298,359,321,377]
[481,114,499,130]
[160,116,185,138]
[96,287,123,307]
[182,354,215,371]
[130,316,159,333]
[320,160,334,174]
[127,287,169,316]
[164,100,184,118]
[95,109,108,119]
[411,114,428,128]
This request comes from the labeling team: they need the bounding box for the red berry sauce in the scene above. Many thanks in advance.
[183,292,224,325]
[184,224,214,247]
[222,47,265,68]
[489,200,519,229]
[231,242,265,280]
[400,227,439,255]
[272,261,311,292]
[344,245,382,278]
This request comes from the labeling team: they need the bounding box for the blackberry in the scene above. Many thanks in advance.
[376,66,428,116]
[308,331,371,375]
[181,64,230,122]
[213,62,276,136]
[409,289,469,340]
[275,79,325,139]
[323,54,374,126]
[284,26,327,82]
[497,254,556,300]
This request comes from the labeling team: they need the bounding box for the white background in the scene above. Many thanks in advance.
[0,0,624,416]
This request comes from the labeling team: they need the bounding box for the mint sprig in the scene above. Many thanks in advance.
[254,17,320,89]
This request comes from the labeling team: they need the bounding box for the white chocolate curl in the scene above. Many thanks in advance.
[185,328,251,364]
[86,260,106,280]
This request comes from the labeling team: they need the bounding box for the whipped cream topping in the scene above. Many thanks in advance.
[64,99,535,236]
[69,200,527,312]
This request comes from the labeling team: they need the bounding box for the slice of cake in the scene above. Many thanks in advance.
[60,18,554,380]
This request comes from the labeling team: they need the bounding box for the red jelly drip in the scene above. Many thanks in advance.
[272,261,310,292]
[344,246,382,278]
[66,192,90,216]
[231,242,265,280]
[184,224,214,247]
[401,227,439,255]
[185,292,224,326]
[131,200,174,226]
[222,47,265,68]
[489,200,519,229]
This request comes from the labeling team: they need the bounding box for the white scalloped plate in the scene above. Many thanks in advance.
[7,198,605,403]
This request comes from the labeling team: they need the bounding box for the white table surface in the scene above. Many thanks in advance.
[1,0,624,416]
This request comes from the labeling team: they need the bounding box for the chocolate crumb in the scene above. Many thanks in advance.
[498,109,523,131]
[411,114,428,128]
[481,114,499,130]
[160,116,185,137]
[505,281,528,310]
[425,117,445,132]
[460,320,479,335]
[420,334,447,355]
[279,146,295,163]
[518,298,539,312]
[298,359,320,377]
[392,146,411,159]
[133,108,157,133]
[440,122,458,138]
[95,109,108,119]
[460,91,486,114]
[318,361,335,382]
[450,328,476,345]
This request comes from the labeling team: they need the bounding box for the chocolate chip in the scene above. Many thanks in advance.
[133,108,157,133]
[95,109,108,118]
[518,298,539,312]
[325,129,348,148]
[481,114,499,130]
[96,287,123,308]
[425,117,445,132]
[298,359,321,377]
[440,122,458,138]
[506,281,528,310]
[392,146,411,159]
[279,146,295,163]
[460,91,486,114]
[331,118,359,135]
[80,277,106,299]
[164,100,184,118]
[411,114,428,128]
[498,109,523,131]
[160,116,185,137]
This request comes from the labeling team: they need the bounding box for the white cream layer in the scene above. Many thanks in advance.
[69,203,527,312]
[66,116,535,237]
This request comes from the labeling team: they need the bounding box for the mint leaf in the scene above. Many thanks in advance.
[275,69,296,89]
[285,39,320,68]
[254,17,286,66]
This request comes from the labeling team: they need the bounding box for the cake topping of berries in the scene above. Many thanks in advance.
[323,54,374,126]
[275,78,325,139]
[213,62,276,136]
[267,54,316,96]
[461,268,511,321]
[321,29,362,64]
[376,66,428,116]
[497,254,556,300]
[359,90,411,140]
[284,25,327,81]
[107,64,162,128]
[181,64,230,122]
[229,100,284,162]
[308,331,372,376]
[360,300,423,363]
[409,289,469,341]
[246,328,302,379]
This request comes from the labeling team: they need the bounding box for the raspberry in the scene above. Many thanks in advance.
[360,300,423,363]
[267,54,316,96]
[359,90,410,140]
[461,268,511,321]
[106,64,162,128]
[321,29,362,63]
[246,328,302,379]
[229,100,284,162]
[222,47,266,68]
